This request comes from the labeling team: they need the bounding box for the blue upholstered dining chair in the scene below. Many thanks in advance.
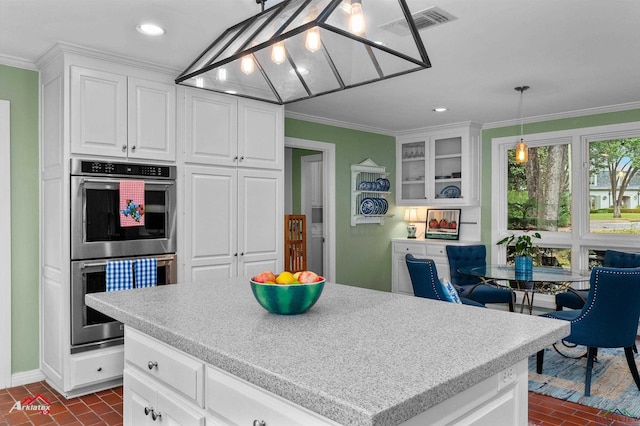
[405,254,484,307]
[446,245,516,312]
[555,249,640,310]
[537,266,640,396]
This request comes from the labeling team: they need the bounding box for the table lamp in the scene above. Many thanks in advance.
[404,208,418,239]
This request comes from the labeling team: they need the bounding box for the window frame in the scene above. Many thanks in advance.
[491,121,640,271]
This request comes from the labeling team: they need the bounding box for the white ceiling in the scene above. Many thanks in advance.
[1,0,639,133]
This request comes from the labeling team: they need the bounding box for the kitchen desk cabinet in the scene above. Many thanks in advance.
[71,66,176,161]
[392,239,481,295]
[396,123,480,206]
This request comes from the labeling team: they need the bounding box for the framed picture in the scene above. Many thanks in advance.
[425,209,461,240]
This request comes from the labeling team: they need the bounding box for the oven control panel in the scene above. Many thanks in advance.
[73,160,175,179]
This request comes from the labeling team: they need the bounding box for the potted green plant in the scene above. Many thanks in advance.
[497,231,541,274]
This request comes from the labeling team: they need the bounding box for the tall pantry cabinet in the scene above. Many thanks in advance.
[37,44,177,398]
[179,88,284,282]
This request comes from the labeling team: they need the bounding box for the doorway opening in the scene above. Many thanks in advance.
[284,137,336,281]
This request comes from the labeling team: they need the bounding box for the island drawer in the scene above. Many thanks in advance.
[125,327,204,407]
[206,365,340,426]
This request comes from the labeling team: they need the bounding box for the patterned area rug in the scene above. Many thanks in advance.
[528,344,640,418]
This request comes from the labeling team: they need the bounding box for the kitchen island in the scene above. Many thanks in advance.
[86,277,569,426]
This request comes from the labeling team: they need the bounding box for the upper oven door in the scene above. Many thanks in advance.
[71,176,176,260]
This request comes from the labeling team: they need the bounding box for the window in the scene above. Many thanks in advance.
[588,136,640,234]
[492,121,640,271]
[506,144,572,233]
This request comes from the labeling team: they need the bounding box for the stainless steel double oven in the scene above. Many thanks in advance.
[70,159,177,352]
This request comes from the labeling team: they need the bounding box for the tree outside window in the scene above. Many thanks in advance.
[589,137,640,234]
[507,144,572,232]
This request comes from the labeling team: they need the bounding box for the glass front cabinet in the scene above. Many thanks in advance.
[396,123,481,206]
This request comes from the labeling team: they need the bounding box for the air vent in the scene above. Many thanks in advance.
[380,6,457,36]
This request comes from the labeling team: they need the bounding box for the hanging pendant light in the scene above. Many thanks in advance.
[514,86,530,164]
[176,0,431,104]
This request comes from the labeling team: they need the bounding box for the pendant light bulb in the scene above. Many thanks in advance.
[514,85,530,164]
[271,42,286,65]
[305,27,321,52]
[349,1,365,35]
[515,139,528,163]
[240,55,255,75]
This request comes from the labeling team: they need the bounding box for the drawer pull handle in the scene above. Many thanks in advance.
[144,406,152,416]
[253,421,266,426]
[152,410,162,421]
[148,361,158,370]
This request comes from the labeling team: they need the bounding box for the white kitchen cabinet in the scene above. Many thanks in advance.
[396,123,480,206]
[392,239,480,295]
[184,166,282,282]
[184,88,282,170]
[71,66,176,161]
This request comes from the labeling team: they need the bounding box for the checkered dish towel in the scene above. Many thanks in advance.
[134,258,157,288]
[106,260,133,292]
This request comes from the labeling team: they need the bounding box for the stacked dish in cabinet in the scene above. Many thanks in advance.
[351,159,393,226]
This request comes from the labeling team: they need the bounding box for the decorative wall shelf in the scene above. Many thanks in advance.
[351,159,394,226]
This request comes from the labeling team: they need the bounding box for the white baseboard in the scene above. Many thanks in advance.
[11,369,45,387]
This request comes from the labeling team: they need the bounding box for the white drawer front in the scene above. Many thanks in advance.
[70,346,124,389]
[206,365,339,426]
[393,243,427,255]
[125,328,204,406]
[424,244,447,258]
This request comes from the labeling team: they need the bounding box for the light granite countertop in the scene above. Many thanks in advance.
[86,278,569,426]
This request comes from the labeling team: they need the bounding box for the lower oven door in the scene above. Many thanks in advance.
[70,254,176,352]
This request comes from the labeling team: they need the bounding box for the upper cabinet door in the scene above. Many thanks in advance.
[184,88,238,166]
[237,99,283,170]
[127,78,176,161]
[71,66,128,158]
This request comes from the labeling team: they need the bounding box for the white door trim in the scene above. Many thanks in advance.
[285,137,336,282]
[0,100,12,389]
[301,154,322,274]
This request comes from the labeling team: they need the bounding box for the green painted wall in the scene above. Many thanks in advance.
[481,109,640,259]
[285,118,403,291]
[0,64,40,374]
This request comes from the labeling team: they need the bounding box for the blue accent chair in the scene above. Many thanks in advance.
[405,254,484,307]
[446,245,516,312]
[555,250,640,310]
[537,267,640,396]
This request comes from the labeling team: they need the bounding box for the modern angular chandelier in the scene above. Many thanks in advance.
[175,0,431,104]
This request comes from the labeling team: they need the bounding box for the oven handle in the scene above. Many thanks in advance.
[79,177,175,187]
[80,255,176,269]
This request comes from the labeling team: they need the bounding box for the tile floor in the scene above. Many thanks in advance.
[1,381,639,425]
[0,381,122,425]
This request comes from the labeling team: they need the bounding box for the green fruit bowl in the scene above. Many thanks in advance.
[249,278,325,315]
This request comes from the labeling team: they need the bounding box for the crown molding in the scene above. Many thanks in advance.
[0,54,37,71]
[284,110,396,136]
[395,121,482,137]
[483,101,640,130]
[35,42,179,76]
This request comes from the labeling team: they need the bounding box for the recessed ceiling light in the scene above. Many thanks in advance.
[433,107,448,112]
[136,23,165,36]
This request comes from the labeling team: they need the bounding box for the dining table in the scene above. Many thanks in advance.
[457,265,591,314]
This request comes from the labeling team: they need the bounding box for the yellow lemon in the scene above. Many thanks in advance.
[275,271,295,285]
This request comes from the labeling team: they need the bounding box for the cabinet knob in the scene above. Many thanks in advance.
[131,145,136,152]
[148,361,158,370]
[240,252,244,256]
[240,156,245,161]
[253,421,266,426]
[233,156,238,161]
[151,410,162,421]
[97,367,102,372]
[121,145,127,152]
[144,407,152,416]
